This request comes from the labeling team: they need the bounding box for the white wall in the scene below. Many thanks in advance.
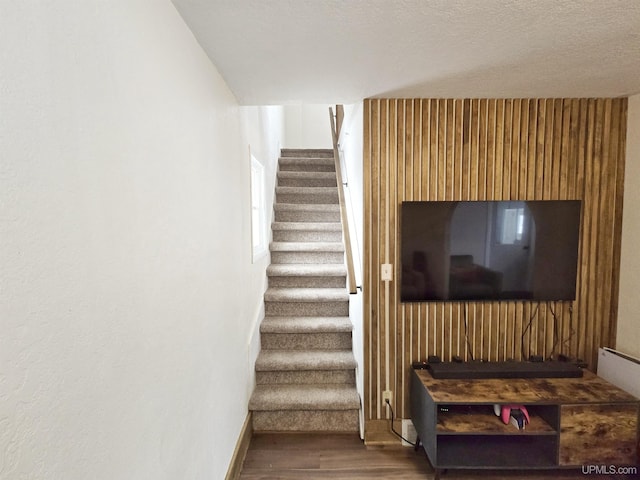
[283,104,333,148]
[0,2,282,479]
[617,94,640,359]
[239,105,285,386]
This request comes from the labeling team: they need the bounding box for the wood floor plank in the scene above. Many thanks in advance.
[242,449,321,470]
[238,433,636,479]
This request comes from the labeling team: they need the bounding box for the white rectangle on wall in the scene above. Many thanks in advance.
[597,347,640,398]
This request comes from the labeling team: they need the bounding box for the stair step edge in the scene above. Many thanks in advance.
[278,171,336,178]
[267,264,347,276]
[276,186,338,193]
[272,222,342,231]
[281,148,333,155]
[255,350,356,370]
[260,316,352,333]
[249,384,359,411]
[265,288,349,302]
[270,242,345,252]
[274,203,340,211]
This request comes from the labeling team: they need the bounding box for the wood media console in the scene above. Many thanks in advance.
[410,368,639,477]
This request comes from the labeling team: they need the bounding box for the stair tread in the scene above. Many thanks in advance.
[256,349,356,371]
[270,242,344,252]
[272,222,341,231]
[281,148,333,156]
[279,158,334,166]
[280,153,333,159]
[274,203,339,212]
[261,316,352,333]
[267,264,347,276]
[278,171,336,178]
[250,384,359,411]
[276,188,338,198]
[277,185,337,191]
[265,287,349,302]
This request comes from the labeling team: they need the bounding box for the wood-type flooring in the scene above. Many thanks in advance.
[238,433,637,479]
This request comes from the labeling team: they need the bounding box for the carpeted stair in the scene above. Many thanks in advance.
[249,148,360,432]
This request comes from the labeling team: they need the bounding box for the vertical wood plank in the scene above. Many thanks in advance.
[494,99,504,200]
[363,99,371,421]
[454,99,464,200]
[462,99,471,199]
[511,99,522,199]
[608,99,627,350]
[478,98,488,200]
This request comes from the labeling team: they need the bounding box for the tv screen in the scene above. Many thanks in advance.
[400,200,581,302]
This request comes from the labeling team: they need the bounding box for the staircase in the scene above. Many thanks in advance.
[249,148,360,432]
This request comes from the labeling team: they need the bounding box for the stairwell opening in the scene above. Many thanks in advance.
[248,148,360,432]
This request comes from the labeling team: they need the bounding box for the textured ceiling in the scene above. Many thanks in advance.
[172,0,640,105]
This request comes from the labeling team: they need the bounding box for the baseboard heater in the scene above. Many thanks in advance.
[597,347,640,398]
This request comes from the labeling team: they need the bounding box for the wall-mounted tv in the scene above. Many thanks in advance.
[400,200,582,302]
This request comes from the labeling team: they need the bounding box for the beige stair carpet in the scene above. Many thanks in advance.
[249,148,360,432]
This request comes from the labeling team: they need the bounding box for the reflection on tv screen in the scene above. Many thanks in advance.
[400,200,581,302]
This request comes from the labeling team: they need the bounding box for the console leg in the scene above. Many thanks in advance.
[434,468,448,479]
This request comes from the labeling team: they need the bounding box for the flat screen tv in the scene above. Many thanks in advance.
[400,200,582,302]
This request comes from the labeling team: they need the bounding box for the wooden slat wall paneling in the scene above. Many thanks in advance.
[609,100,627,344]
[362,98,628,438]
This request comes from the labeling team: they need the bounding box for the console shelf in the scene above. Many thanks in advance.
[437,435,558,469]
[436,405,557,435]
[410,368,639,478]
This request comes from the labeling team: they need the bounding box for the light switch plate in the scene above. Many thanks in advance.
[381,263,393,281]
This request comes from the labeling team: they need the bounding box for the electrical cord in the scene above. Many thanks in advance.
[520,303,540,360]
[463,303,474,361]
[385,399,417,447]
[560,303,577,355]
[547,302,560,360]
